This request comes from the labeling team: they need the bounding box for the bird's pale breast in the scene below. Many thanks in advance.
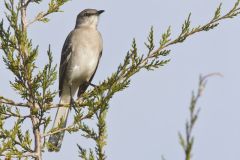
[66,28,102,86]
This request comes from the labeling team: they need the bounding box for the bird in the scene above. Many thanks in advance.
[48,9,104,151]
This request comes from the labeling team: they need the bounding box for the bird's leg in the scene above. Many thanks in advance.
[69,86,78,113]
[85,81,97,88]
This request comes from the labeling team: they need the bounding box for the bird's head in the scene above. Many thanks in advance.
[75,9,104,29]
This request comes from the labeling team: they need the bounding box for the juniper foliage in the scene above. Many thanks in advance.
[178,74,222,160]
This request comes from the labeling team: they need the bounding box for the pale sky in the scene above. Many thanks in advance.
[1,0,240,160]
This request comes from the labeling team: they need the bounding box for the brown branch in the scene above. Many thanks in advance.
[41,102,108,138]
[27,12,50,27]
[41,123,77,138]
[26,3,62,28]
[20,0,42,159]
[20,0,27,33]
[0,96,30,107]
[30,116,42,160]
[0,152,36,158]
[1,112,30,119]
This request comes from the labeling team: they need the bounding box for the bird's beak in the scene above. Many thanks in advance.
[97,10,105,15]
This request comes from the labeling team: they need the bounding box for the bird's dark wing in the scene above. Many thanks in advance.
[59,31,73,96]
[77,51,103,97]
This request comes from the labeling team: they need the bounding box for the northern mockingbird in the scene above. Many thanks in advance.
[48,9,104,151]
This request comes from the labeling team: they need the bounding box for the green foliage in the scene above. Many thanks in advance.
[178,74,222,160]
[0,117,32,159]
[0,0,65,159]
[0,0,239,159]
[28,0,70,25]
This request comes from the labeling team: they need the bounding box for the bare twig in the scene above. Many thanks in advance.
[1,112,30,119]
[197,73,223,98]
[0,96,30,107]
[27,11,50,27]
[41,124,77,138]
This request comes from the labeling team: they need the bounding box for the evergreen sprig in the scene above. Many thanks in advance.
[0,0,66,159]
[178,73,222,160]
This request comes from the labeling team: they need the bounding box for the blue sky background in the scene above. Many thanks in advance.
[1,0,240,159]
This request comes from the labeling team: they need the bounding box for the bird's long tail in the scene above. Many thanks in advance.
[48,105,70,152]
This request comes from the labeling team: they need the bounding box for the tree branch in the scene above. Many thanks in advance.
[0,152,37,158]
[20,0,27,33]
[1,111,30,119]
[20,0,42,159]
[145,2,240,69]
[26,0,70,27]
[41,124,77,138]
[0,96,30,107]
[27,11,50,27]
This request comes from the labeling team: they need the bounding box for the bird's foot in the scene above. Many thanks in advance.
[70,97,79,113]
[87,82,97,88]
